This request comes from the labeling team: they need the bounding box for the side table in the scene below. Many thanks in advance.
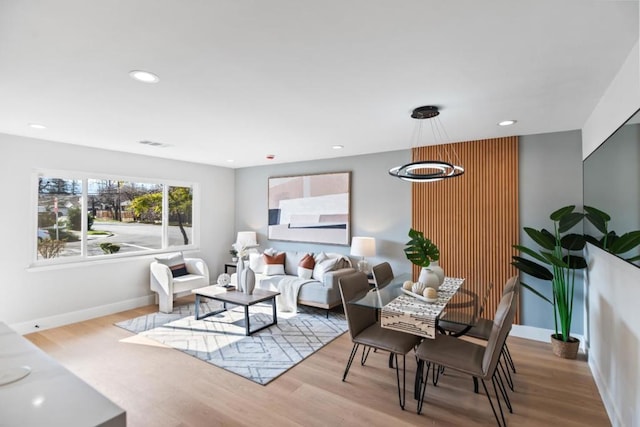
[224,262,237,274]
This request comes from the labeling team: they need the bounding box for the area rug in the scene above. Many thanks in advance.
[115,302,347,385]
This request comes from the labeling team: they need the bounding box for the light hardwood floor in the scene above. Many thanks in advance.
[25,297,610,427]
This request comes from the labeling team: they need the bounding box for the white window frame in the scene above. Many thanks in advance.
[31,169,200,268]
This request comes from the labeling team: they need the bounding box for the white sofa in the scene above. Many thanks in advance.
[231,250,355,313]
[150,256,210,313]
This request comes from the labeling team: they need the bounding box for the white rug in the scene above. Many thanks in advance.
[116,302,347,385]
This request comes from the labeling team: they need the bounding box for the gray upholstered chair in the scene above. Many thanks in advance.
[415,284,518,426]
[372,262,394,288]
[439,276,520,382]
[338,271,422,410]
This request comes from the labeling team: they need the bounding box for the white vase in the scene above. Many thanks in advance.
[236,258,245,292]
[429,260,445,286]
[242,268,256,295]
[418,267,441,290]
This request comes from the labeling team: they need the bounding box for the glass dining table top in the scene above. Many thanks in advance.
[350,272,479,328]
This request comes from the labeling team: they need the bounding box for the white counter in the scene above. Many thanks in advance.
[0,322,126,426]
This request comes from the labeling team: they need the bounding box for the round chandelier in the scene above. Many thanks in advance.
[389,106,465,182]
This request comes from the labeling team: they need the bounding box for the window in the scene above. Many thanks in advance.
[35,173,197,264]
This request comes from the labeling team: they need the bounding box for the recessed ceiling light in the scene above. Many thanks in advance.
[129,70,159,84]
[226,159,234,163]
[498,120,517,126]
[28,123,46,129]
[332,145,344,150]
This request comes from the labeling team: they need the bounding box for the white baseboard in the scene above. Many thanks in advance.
[589,356,623,427]
[10,295,155,335]
[510,324,586,353]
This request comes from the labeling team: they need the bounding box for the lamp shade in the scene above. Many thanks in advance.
[350,237,376,257]
[236,231,258,247]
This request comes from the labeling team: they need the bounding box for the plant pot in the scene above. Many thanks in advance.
[418,267,440,290]
[429,260,445,285]
[550,334,580,359]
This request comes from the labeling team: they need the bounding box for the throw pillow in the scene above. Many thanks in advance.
[312,256,338,281]
[263,252,286,276]
[249,252,265,274]
[155,252,189,277]
[298,253,316,279]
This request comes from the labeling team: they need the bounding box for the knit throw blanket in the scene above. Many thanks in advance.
[274,276,316,312]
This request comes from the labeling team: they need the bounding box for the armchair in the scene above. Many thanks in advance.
[150,255,210,313]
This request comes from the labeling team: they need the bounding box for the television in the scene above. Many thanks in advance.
[583,108,640,267]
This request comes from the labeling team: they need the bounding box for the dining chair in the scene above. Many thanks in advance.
[415,285,518,426]
[338,271,422,410]
[439,277,520,380]
[372,262,394,288]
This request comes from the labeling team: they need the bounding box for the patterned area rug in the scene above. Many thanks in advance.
[115,302,347,385]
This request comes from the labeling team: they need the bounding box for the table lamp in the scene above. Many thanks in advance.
[350,236,376,274]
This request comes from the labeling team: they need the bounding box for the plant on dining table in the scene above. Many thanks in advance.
[404,228,439,267]
[511,205,587,344]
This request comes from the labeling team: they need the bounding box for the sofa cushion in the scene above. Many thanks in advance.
[298,253,315,279]
[313,256,338,281]
[264,252,286,276]
[283,251,305,275]
[249,253,265,274]
[155,252,188,277]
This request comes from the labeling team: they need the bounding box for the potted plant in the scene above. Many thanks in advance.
[511,205,587,359]
[229,248,238,262]
[403,228,442,288]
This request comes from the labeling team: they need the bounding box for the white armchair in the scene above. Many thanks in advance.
[150,257,210,313]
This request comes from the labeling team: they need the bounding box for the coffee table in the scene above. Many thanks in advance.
[191,285,280,336]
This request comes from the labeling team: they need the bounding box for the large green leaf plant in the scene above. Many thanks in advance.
[404,228,439,267]
[511,206,587,343]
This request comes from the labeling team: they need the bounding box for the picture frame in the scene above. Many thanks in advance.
[268,171,351,245]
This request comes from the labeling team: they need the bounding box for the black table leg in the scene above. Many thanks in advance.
[272,297,278,325]
[244,305,250,336]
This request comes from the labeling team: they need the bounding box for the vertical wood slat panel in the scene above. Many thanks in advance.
[411,137,519,322]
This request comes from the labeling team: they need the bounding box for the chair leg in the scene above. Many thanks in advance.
[504,344,517,373]
[495,368,513,413]
[432,364,444,386]
[393,353,406,410]
[481,377,507,427]
[499,356,514,391]
[342,343,360,381]
[417,361,431,415]
[361,346,372,365]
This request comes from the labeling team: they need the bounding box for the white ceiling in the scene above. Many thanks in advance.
[0,1,637,168]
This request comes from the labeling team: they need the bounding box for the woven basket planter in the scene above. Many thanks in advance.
[551,334,580,359]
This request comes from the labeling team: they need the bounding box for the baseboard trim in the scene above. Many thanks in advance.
[10,295,155,335]
[589,356,623,427]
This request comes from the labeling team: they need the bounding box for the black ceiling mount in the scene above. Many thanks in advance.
[411,105,440,120]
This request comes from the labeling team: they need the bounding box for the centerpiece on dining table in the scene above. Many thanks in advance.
[402,228,444,302]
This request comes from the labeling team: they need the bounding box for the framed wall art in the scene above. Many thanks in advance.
[268,172,351,245]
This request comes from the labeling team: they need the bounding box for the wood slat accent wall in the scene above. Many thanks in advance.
[412,136,519,322]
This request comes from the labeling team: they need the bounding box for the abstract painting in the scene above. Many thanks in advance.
[268,172,350,245]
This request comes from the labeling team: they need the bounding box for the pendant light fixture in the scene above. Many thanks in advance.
[389,106,465,182]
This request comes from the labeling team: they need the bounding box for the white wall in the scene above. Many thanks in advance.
[518,130,585,334]
[0,133,235,334]
[581,41,640,427]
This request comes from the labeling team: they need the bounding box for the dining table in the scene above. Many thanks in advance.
[348,272,480,339]
[348,272,481,399]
